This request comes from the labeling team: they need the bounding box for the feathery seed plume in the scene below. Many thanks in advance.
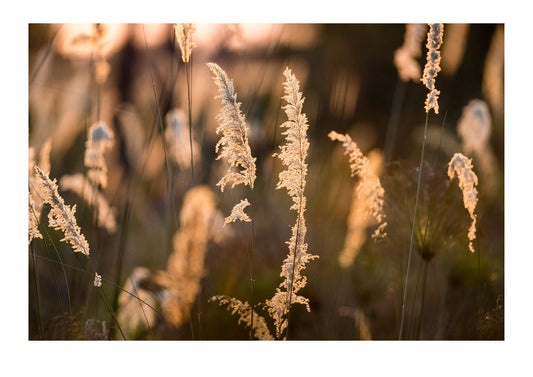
[116,267,158,337]
[39,139,52,176]
[224,198,252,225]
[266,68,318,339]
[457,99,497,187]
[35,166,90,256]
[210,296,274,340]
[175,24,196,63]
[118,187,219,331]
[441,23,469,76]
[207,62,257,224]
[447,153,478,253]
[329,132,387,242]
[28,139,52,235]
[482,26,504,118]
[165,108,200,170]
[85,121,114,188]
[329,131,387,267]
[394,24,427,82]
[94,272,102,287]
[457,99,493,153]
[206,63,259,334]
[339,306,372,340]
[421,23,444,114]
[29,191,43,243]
[156,186,218,327]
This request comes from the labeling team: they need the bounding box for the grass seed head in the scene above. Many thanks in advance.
[421,23,444,114]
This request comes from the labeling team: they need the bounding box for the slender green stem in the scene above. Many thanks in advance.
[399,112,429,340]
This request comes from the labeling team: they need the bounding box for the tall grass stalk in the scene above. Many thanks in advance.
[400,23,443,340]
[399,112,429,340]
[185,60,195,186]
[413,112,447,339]
[266,68,317,340]
[175,23,196,186]
[207,62,257,338]
[185,59,201,337]
[33,166,124,338]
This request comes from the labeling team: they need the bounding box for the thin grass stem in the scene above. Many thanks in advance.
[477,238,482,316]
[185,59,195,186]
[36,211,72,312]
[111,199,131,313]
[30,243,43,339]
[250,215,256,340]
[29,25,61,86]
[284,176,304,340]
[384,79,407,164]
[399,111,429,340]
[32,252,165,319]
[142,24,176,255]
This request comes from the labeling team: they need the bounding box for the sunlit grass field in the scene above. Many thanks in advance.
[28,23,503,341]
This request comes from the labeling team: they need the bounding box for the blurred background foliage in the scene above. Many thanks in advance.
[28,23,503,340]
